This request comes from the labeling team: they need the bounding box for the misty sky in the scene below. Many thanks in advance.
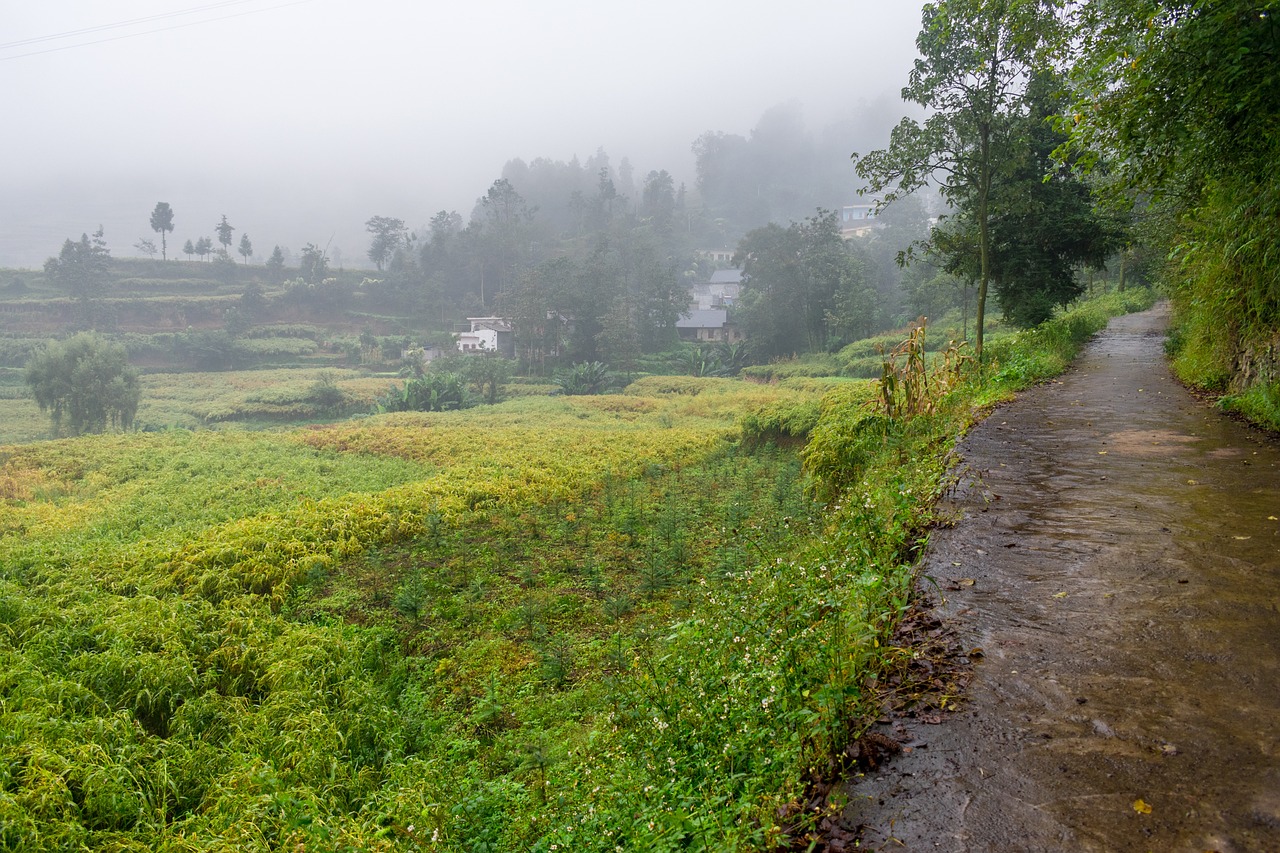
[1,0,926,268]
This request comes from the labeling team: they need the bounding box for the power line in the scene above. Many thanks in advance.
[0,1,263,50]
[0,0,314,62]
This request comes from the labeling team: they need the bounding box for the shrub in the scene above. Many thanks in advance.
[379,372,467,412]
[555,361,613,395]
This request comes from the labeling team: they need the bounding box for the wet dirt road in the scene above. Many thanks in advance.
[845,305,1280,852]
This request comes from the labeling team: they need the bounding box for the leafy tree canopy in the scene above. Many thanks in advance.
[853,0,1065,355]
[366,215,409,271]
[149,202,174,260]
[25,332,140,436]
[44,227,111,306]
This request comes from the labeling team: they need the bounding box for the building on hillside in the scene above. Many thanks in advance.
[696,247,736,265]
[841,204,881,239]
[676,308,742,344]
[400,344,447,366]
[687,267,743,311]
[455,316,514,357]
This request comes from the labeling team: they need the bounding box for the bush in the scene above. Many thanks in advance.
[379,371,467,412]
[555,362,613,395]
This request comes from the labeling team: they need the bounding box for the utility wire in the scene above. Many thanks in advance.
[0,0,314,62]
[0,0,262,49]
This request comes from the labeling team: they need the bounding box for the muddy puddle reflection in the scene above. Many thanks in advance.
[846,305,1280,852]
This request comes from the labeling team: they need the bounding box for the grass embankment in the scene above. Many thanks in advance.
[1159,163,1280,433]
[0,288,1152,851]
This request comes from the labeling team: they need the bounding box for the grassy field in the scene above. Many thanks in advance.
[0,288,1156,851]
[1,367,399,443]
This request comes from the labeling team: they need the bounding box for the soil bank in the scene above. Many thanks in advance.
[846,304,1280,852]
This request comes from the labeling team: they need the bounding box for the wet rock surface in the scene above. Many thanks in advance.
[845,305,1280,852]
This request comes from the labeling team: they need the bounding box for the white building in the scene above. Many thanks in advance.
[456,317,514,356]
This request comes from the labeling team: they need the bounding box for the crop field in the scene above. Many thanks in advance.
[136,368,392,428]
[0,367,397,443]
[1,375,948,852]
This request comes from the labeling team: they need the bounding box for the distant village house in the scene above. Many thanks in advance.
[455,317,515,357]
[840,204,880,239]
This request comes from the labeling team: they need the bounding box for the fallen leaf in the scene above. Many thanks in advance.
[1234,536,1251,540]
[1133,798,1152,815]
[1159,743,1179,756]
[957,578,976,587]
[1052,591,1068,599]
[1187,479,1199,485]
[1098,450,1108,455]
[1269,516,1278,521]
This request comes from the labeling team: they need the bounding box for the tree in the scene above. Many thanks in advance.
[149,202,175,261]
[1066,1,1280,394]
[985,71,1119,325]
[853,0,1064,357]
[25,333,140,436]
[595,296,642,376]
[477,179,535,305]
[733,210,860,357]
[266,245,286,282]
[238,233,254,265]
[215,215,235,257]
[44,227,111,309]
[182,239,195,261]
[1067,0,1278,205]
[464,356,514,405]
[366,216,408,271]
[641,170,676,227]
[134,237,157,259]
[194,236,213,262]
[299,243,329,284]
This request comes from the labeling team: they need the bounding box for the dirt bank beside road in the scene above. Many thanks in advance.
[847,304,1280,852]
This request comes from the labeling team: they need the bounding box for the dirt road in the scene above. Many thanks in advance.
[845,304,1280,852]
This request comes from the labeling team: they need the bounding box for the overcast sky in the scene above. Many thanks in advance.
[1,0,926,268]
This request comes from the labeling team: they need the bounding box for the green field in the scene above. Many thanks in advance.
[0,379,889,851]
[0,288,1156,851]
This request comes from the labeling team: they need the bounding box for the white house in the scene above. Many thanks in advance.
[456,317,514,356]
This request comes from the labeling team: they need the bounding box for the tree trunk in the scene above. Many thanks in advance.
[976,127,992,362]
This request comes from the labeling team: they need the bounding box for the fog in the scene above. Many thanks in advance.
[1,0,926,268]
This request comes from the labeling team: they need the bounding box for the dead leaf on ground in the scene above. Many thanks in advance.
[1132,798,1152,815]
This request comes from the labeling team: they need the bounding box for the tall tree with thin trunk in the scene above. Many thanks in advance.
[852,0,1063,358]
[215,215,235,258]
[150,202,174,261]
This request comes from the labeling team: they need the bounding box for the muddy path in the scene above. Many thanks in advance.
[844,304,1280,852]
